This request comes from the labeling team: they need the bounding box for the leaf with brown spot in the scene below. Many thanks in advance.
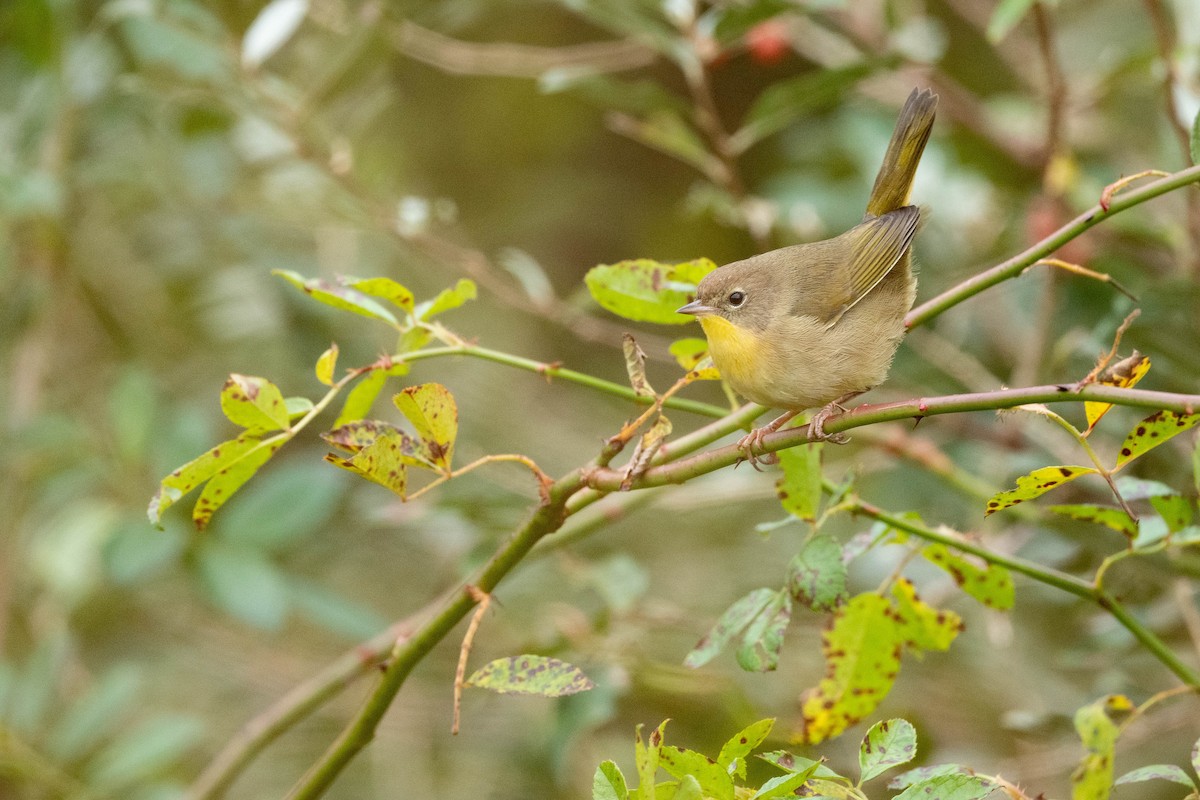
[1049,504,1137,538]
[393,383,458,473]
[324,431,410,498]
[1084,351,1150,435]
[985,465,1098,516]
[193,438,281,530]
[344,277,415,314]
[922,543,1015,609]
[859,718,917,783]
[891,579,962,650]
[684,588,776,669]
[416,278,476,321]
[796,593,904,745]
[669,338,720,380]
[659,745,734,800]
[1071,695,1132,800]
[220,374,291,431]
[273,269,399,325]
[321,420,434,468]
[716,719,774,779]
[776,442,823,522]
[464,655,594,697]
[634,721,669,800]
[1115,410,1200,469]
[149,431,281,528]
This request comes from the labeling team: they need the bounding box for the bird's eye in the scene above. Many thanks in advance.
[728,290,746,307]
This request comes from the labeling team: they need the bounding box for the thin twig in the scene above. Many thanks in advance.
[452,587,491,735]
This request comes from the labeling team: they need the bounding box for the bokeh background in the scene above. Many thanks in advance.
[3,0,1200,797]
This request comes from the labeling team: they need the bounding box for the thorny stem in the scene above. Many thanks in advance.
[906,163,1200,327]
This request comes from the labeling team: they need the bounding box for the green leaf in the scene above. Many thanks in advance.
[732,60,884,152]
[1113,476,1176,500]
[594,760,630,800]
[85,714,203,791]
[891,579,962,651]
[315,344,338,386]
[684,588,775,668]
[986,0,1037,42]
[659,745,735,800]
[757,751,843,780]
[1071,695,1132,800]
[735,591,791,672]
[195,540,290,629]
[787,534,847,611]
[220,374,290,431]
[47,665,141,761]
[1049,504,1138,538]
[465,655,595,696]
[894,773,997,800]
[1190,106,1200,165]
[1115,764,1196,789]
[921,543,1015,610]
[776,442,823,522]
[673,775,704,800]
[1116,410,1200,468]
[717,718,774,777]
[416,278,476,320]
[393,383,458,473]
[634,721,668,800]
[324,430,411,497]
[750,763,823,800]
[985,465,1098,516]
[148,431,282,529]
[192,435,282,530]
[1150,494,1193,534]
[668,338,719,379]
[345,276,415,314]
[586,258,717,325]
[333,362,410,426]
[797,593,903,745]
[859,719,918,783]
[889,764,975,790]
[274,269,399,324]
[284,396,313,419]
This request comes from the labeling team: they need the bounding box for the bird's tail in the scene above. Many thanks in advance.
[864,88,938,218]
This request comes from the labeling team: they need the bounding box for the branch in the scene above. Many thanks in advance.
[584,384,1200,491]
[906,163,1200,328]
[284,473,588,799]
[853,502,1200,686]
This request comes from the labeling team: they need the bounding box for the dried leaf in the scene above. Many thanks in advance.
[1084,351,1149,434]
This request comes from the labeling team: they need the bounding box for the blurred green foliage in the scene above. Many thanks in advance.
[3,0,1200,798]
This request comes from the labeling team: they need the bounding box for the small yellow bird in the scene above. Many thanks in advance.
[677,88,937,463]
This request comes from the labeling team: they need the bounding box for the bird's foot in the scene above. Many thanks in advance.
[806,392,863,444]
[734,411,799,470]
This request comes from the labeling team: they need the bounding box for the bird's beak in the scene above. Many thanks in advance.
[676,300,715,317]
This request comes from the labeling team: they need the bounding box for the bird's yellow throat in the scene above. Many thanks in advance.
[698,315,764,389]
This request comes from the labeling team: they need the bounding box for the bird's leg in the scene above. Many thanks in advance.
[807,391,864,444]
[735,411,799,471]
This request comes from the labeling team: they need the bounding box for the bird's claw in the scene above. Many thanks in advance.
[807,402,851,444]
[735,428,779,471]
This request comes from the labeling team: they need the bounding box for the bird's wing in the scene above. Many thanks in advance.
[820,206,920,329]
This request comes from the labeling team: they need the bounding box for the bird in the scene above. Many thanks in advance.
[677,88,938,466]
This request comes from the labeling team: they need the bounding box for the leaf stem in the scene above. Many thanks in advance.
[396,345,728,418]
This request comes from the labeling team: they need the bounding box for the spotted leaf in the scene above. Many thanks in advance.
[323,431,410,498]
[220,374,290,431]
[1115,410,1200,469]
[985,466,1098,516]
[1049,504,1137,538]
[859,719,917,784]
[659,745,734,800]
[465,655,594,697]
[393,383,457,473]
[922,543,1015,609]
[1084,352,1149,435]
[273,269,398,325]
